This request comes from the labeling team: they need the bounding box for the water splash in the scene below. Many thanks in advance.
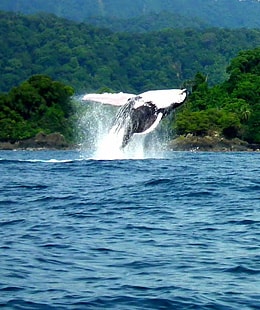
[77,99,167,160]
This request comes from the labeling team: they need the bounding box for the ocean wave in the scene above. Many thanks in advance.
[1,151,259,310]
[0,158,77,163]
[224,265,260,275]
[1,299,60,310]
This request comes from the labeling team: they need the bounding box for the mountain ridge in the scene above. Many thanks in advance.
[0,11,259,93]
[0,0,259,29]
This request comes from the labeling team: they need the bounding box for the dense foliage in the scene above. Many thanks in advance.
[0,48,259,145]
[174,48,260,143]
[0,75,74,142]
[87,12,208,33]
[0,11,260,94]
[0,8,259,145]
[0,0,260,28]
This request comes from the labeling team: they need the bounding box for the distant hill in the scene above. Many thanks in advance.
[87,12,209,33]
[0,11,259,94]
[0,0,260,29]
[87,11,210,33]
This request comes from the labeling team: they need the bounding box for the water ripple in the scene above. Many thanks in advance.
[0,151,259,310]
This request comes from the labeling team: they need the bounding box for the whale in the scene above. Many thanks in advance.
[83,89,188,148]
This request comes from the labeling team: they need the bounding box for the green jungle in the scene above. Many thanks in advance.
[0,11,259,146]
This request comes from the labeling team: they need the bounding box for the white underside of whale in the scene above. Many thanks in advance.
[82,92,135,106]
[83,89,187,109]
[137,89,187,109]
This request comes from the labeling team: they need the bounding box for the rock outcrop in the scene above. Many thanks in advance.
[0,132,69,150]
[169,134,260,152]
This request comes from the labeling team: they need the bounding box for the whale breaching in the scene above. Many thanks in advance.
[83,89,188,148]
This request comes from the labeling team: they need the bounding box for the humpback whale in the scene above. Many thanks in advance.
[83,89,188,148]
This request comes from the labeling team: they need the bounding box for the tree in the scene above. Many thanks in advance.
[173,48,260,143]
[0,74,74,142]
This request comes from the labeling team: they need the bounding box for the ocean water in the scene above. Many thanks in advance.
[0,150,259,309]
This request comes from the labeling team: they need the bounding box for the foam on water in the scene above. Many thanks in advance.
[78,98,167,160]
[0,158,77,163]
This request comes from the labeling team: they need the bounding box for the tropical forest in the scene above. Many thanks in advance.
[0,8,259,148]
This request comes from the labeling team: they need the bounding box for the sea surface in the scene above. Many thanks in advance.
[0,150,259,309]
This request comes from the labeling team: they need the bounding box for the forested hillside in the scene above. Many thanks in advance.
[87,12,209,33]
[174,48,260,144]
[0,0,260,28]
[0,48,259,145]
[1,11,260,94]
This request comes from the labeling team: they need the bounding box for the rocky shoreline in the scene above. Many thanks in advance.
[0,132,259,152]
[0,132,71,151]
[169,134,260,152]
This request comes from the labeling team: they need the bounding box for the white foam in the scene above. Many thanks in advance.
[78,92,174,160]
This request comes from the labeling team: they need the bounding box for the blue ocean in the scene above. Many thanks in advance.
[0,150,259,309]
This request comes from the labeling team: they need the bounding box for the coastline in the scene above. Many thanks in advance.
[169,135,260,152]
[0,132,72,151]
[0,133,259,152]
